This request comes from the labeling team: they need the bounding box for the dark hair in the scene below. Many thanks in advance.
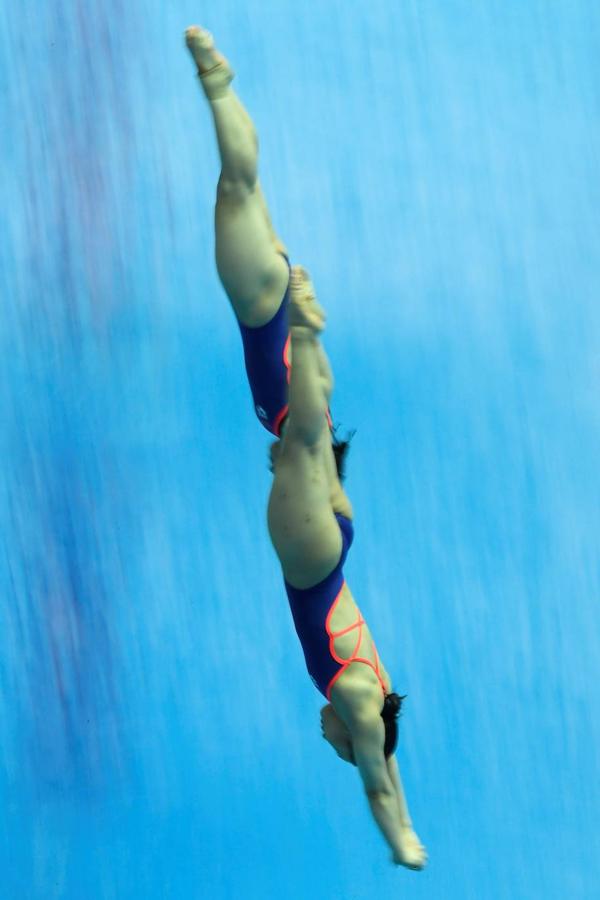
[381,692,406,758]
[331,425,355,482]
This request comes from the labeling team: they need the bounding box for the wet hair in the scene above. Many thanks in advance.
[331,425,355,482]
[381,692,406,758]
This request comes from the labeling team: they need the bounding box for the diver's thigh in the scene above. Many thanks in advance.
[215,179,289,326]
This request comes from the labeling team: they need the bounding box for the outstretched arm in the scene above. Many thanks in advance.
[285,267,331,446]
[316,342,334,401]
[287,327,329,446]
[350,713,427,869]
[386,754,414,828]
[351,714,411,859]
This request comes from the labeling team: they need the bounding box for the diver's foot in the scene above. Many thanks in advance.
[184,27,234,98]
[392,826,427,871]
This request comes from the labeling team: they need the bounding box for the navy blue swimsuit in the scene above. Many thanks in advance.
[237,254,332,436]
[237,256,292,436]
[284,514,386,700]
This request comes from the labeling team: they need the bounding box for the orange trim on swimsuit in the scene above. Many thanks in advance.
[272,333,292,436]
[324,581,387,701]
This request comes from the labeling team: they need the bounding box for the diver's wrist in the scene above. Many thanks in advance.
[290,325,318,341]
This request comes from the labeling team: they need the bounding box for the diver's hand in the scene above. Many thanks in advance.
[289,265,326,333]
[392,825,428,870]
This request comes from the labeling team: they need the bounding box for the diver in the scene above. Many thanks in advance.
[185,27,426,869]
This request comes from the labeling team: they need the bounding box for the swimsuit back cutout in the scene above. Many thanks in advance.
[284,514,387,700]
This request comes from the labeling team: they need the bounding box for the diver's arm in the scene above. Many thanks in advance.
[316,342,334,402]
[284,265,330,446]
[386,754,413,828]
[286,327,329,447]
[351,716,408,859]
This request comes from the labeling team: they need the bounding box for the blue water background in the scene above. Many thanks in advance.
[1,1,599,897]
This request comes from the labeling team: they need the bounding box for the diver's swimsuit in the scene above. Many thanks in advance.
[237,255,292,437]
[284,514,388,700]
[237,254,332,436]
[239,262,376,696]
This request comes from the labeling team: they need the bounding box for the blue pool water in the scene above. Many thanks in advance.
[1,1,599,897]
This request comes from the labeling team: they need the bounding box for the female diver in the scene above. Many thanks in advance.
[185,26,426,870]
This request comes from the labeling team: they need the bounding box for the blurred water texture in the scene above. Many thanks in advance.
[1,1,599,898]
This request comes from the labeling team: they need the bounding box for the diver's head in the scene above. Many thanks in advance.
[320,693,405,764]
[380,692,405,758]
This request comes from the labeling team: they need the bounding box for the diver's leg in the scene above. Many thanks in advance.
[185,27,289,326]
